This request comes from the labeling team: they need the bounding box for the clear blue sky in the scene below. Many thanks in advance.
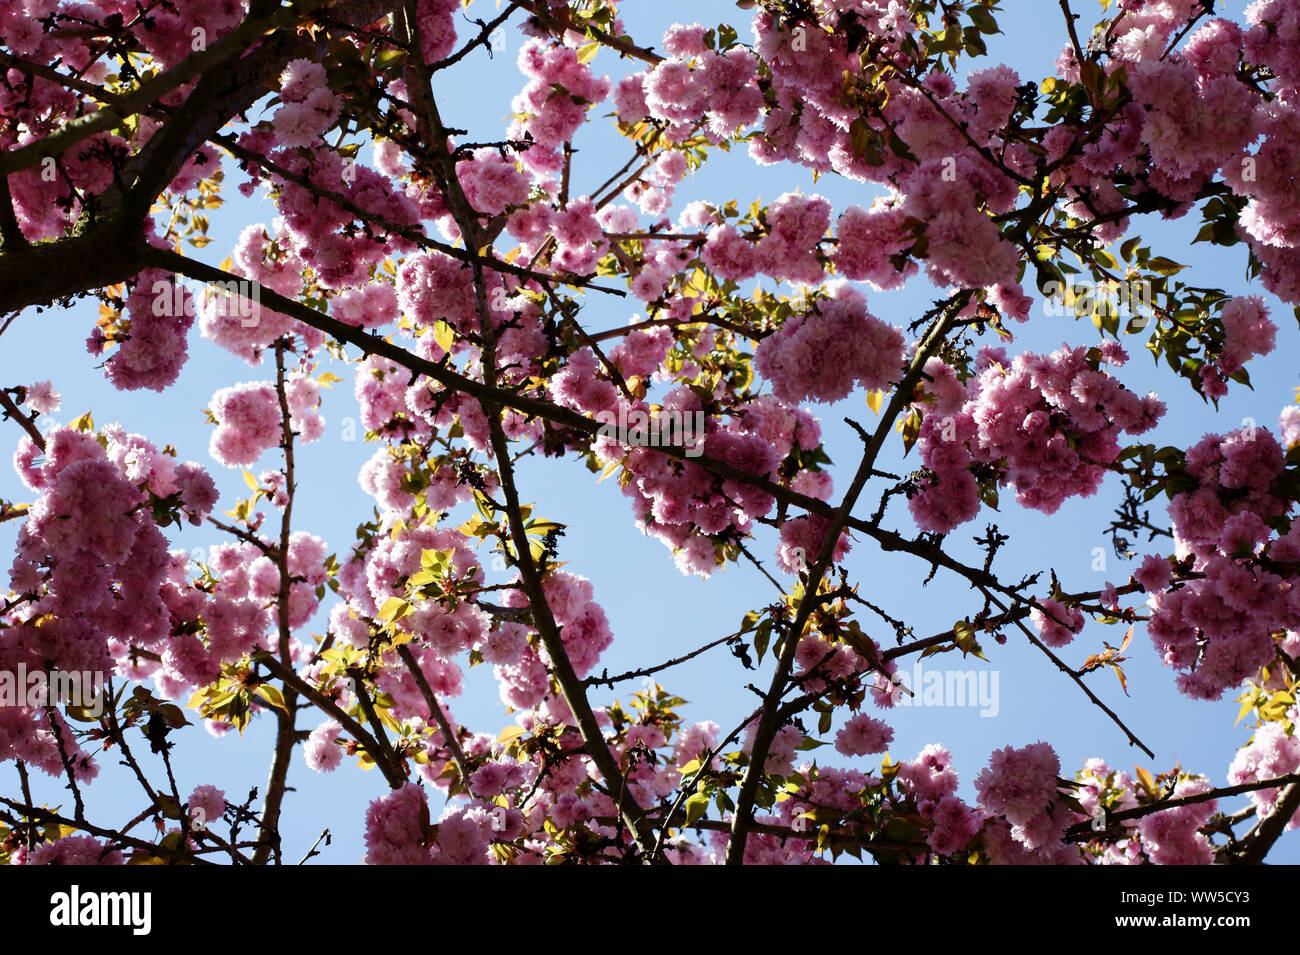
[3,0,1294,863]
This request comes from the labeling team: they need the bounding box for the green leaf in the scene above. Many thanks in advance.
[1093,248,1119,270]
[256,684,287,712]
[1145,256,1185,276]
[431,320,455,354]
[156,794,182,820]
[64,702,102,723]
[407,570,438,589]
[683,792,711,826]
[374,48,407,72]
[754,619,772,664]
[421,548,452,572]
[525,518,565,537]
[497,725,526,743]
[900,409,922,455]
[848,118,883,165]
[1135,765,1156,795]
[962,26,987,56]
[968,7,999,34]
[378,596,413,625]
[158,703,190,729]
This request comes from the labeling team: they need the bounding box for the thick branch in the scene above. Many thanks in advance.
[1230,779,1300,864]
[1066,772,1300,842]
[0,0,337,177]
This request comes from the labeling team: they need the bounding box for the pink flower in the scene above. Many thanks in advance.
[832,204,915,290]
[701,224,757,280]
[1219,295,1276,374]
[305,721,344,772]
[613,73,650,124]
[1228,723,1300,829]
[908,467,980,534]
[176,462,219,524]
[511,39,611,148]
[898,744,961,804]
[1280,405,1300,449]
[927,795,984,855]
[188,784,226,828]
[754,285,905,404]
[364,782,432,865]
[1137,776,1218,864]
[458,148,530,215]
[208,381,282,468]
[105,270,195,391]
[1031,598,1084,648]
[27,835,122,866]
[279,59,328,104]
[742,723,803,775]
[777,514,851,574]
[24,381,60,414]
[834,713,894,757]
[272,100,333,150]
[643,60,706,126]
[975,742,1063,850]
[663,22,708,59]
[435,809,490,864]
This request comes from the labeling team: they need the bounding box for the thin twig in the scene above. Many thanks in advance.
[396,643,473,786]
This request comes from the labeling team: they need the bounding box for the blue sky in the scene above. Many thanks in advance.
[4,0,1296,863]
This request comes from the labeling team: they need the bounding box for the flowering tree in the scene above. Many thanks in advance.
[2,0,1300,866]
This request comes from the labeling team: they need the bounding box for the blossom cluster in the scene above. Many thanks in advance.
[1139,423,1300,700]
[908,345,1165,535]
